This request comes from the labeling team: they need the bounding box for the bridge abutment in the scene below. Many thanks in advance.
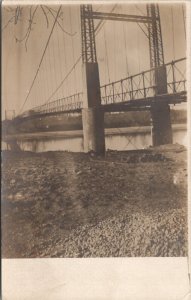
[82,62,105,154]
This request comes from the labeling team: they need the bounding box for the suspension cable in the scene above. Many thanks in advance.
[171,6,175,60]
[69,7,77,92]
[103,26,110,83]
[18,5,62,114]
[45,4,115,104]
[134,4,149,38]
[136,6,141,73]
[52,24,58,95]
[113,21,116,81]
[95,4,117,34]
[62,7,69,96]
[43,54,50,104]
[44,5,76,36]
[56,19,64,98]
[43,4,117,104]
[122,22,129,76]
[182,4,186,40]
[45,56,82,104]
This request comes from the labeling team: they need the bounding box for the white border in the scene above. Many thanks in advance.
[2,1,191,299]
[2,258,190,300]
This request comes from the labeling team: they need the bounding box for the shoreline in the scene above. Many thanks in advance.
[4,123,187,141]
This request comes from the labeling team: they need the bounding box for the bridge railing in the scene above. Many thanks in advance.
[100,69,156,105]
[18,58,186,118]
[31,92,83,115]
[165,57,186,95]
[100,57,186,105]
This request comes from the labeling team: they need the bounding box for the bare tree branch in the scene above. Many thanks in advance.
[41,5,49,28]
[2,15,15,30]
[15,6,38,51]
[44,6,76,36]
[3,5,73,49]
[47,6,64,20]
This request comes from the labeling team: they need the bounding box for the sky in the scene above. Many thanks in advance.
[2,2,187,118]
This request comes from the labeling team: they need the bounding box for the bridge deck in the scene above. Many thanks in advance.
[13,58,186,121]
[13,90,186,123]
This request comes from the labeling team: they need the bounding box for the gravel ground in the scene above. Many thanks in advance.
[1,144,188,257]
[43,207,187,257]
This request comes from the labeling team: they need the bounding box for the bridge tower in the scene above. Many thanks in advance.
[147,4,173,146]
[80,5,105,154]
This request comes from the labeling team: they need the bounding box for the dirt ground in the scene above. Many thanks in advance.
[1,144,188,257]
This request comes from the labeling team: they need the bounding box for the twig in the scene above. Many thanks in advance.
[41,5,49,28]
[44,5,76,36]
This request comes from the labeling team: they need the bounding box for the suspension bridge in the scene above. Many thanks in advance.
[19,57,186,116]
[3,3,187,153]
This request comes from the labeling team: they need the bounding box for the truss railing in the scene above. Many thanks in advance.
[100,57,186,105]
[101,69,156,105]
[21,93,83,117]
[165,57,186,94]
[19,58,186,118]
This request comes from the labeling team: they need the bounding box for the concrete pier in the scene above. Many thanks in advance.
[151,65,173,146]
[151,103,173,146]
[82,62,105,154]
[82,107,105,154]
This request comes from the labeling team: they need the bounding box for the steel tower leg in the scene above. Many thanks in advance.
[147,4,172,146]
[81,4,105,154]
[147,3,164,68]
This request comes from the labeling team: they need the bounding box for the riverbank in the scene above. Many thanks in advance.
[2,124,187,152]
[3,109,186,135]
[1,144,187,257]
[4,124,187,141]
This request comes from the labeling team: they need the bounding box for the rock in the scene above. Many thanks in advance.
[14,192,25,201]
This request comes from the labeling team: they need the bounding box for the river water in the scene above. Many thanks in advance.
[4,124,186,152]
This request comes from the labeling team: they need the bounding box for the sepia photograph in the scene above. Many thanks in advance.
[1,0,188,262]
